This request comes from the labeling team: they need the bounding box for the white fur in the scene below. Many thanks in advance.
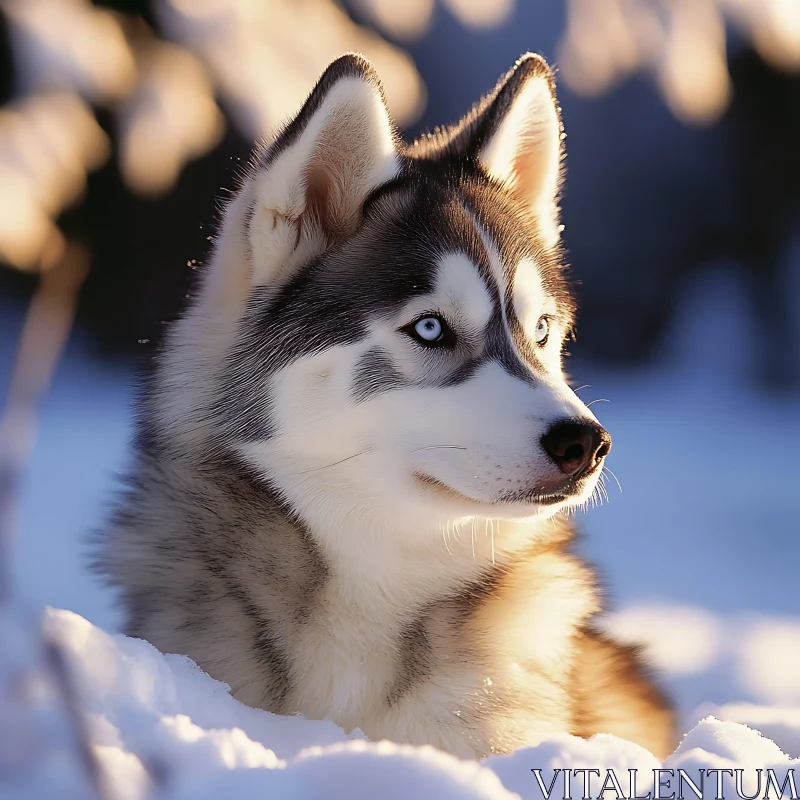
[154,192,253,449]
[433,252,494,331]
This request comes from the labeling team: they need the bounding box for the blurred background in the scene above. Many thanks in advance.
[0,0,798,734]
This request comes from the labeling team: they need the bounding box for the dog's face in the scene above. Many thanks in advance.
[196,55,610,525]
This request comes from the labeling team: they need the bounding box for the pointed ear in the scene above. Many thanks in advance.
[478,55,563,247]
[430,54,563,248]
[479,56,562,247]
[246,54,399,286]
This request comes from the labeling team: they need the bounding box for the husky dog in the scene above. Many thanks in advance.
[97,53,675,759]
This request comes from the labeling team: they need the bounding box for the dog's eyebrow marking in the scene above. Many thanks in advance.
[433,252,493,331]
[511,257,546,342]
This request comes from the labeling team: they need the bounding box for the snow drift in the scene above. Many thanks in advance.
[3,606,799,800]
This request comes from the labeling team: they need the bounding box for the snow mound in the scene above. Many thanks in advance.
[705,704,800,759]
[3,607,800,799]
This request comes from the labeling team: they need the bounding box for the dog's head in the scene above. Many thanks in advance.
[161,53,610,527]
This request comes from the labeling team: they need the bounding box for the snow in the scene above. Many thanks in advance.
[664,718,797,783]
[1,606,517,799]
[3,606,800,799]
[1,268,799,795]
[703,706,800,760]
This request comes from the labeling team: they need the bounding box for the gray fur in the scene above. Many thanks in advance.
[99,452,328,712]
[351,348,408,402]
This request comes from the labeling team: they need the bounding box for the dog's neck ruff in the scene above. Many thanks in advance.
[235,445,554,614]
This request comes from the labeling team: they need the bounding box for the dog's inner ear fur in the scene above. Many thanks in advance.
[476,62,563,248]
[247,59,398,286]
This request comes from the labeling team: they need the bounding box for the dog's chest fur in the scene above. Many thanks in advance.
[106,452,598,758]
[294,554,596,757]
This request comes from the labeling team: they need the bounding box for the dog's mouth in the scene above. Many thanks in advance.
[500,490,569,506]
[494,488,574,506]
[496,461,605,507]
[412,470,597,509]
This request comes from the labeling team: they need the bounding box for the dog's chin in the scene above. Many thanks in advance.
[412,470,601,519]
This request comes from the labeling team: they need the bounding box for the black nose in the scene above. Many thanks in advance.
[540,420,611,476]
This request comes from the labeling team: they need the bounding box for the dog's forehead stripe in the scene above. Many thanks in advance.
[468,214,507,302]
[468,216,548,382]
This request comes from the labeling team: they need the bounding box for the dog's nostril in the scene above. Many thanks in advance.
[541,420,611,477]
[562,443,586,464]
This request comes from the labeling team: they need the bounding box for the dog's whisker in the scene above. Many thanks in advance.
[299,451,369,473]
[440,522,453,557]
[586,398,611,408]
[603,466,623,494]
[574,384,591,394]
[412,445,468,452]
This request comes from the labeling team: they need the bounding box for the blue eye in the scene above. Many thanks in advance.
[534,316,550,345]
[415,317,443,342]
[403,314,455,348]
